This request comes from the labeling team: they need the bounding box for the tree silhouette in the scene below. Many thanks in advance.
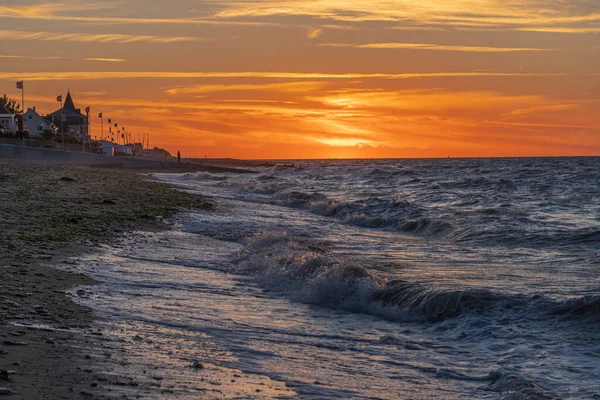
[0,94,22,114]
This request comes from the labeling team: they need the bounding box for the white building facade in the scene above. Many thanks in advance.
[0,106,17,135]
[24,107,56,137]
[100,141,115,156]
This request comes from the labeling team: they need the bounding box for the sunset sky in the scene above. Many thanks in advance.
[0,1,599,159]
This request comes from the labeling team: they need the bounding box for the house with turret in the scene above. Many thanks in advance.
[45,91,89,140]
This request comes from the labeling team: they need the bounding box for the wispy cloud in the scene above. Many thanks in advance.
[316,137,374,147]
[0,4,279,27]
[210,1,600,34]
[0,3,113,18]
[1,54,127,63]
[485,120,600,130]
[84,57,127,63]
[503,103,578,117]
[322,42,555,52]
[308,89,547,112]
[0,54,65,60]
[2,71,594,82]
[166,81,330,95]
[515,27,600,34]
[2,1,597,36]
[211,1,600,23]
[0,30,205,44]
[389,26,450,32]
[306,27,323,39]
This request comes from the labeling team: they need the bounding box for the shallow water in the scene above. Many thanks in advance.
[72,158,599,399]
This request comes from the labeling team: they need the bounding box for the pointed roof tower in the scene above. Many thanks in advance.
[63,91,76,112]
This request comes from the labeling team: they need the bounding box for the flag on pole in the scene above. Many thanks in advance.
[98,113,103,118]
[16,81,23,90]
[56,95,62,103]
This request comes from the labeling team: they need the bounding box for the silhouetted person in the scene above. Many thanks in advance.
[177,151,181,163]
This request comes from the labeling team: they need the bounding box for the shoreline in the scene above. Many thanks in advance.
[0,161,213,398]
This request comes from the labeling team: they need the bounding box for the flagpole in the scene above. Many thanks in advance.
[21,81,25,144]
[21,81,25,143]
[61,97,65,150]
[84,107,89,152]
[16,81,24,139]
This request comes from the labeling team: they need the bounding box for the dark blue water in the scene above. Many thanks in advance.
[71,157,600,399]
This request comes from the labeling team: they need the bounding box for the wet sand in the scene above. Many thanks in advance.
[0,161,211,399]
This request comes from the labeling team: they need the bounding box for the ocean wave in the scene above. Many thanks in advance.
[170,164,600,249]
[178,172,230,182]
[449,227,600,248]
[373,281,495,322]
[272,192,454,237]
[419,366,559,400]
[486,371,560,400]
[268,191,600,248]
[552,295,600,317]
[234,233,599,324]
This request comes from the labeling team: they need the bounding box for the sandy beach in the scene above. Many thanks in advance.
[0,160,212,398]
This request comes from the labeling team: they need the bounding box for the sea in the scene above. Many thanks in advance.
[67,157,599,399]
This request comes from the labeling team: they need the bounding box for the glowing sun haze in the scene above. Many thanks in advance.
[1,0,598,158]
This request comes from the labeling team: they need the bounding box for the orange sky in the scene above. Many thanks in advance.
[0,1,599,158]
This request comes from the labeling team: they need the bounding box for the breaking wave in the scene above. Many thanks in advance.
[486,371,561,400]
[273,191,453,237]
[234,232,600,324]
[271,191,600,247]
[172,164,600,249]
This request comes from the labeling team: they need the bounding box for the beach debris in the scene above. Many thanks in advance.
[0,387,12,395]
[191,361,204,369]
[67,216,81,224]
[2,340,27,346]
[59,176,76,182]
[0,370,10,381]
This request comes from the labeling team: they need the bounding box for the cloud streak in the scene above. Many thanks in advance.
[516,27,600,34]
[84,57,127,63]
[2,1,597,38]
[2,71,594,82]
[0,3,112,18]
[165,81,331,95]
[0,4,280,27]
[322,42,555,52]
[0,55,65,60]
[0,30,205,44]
[211,0,600,25]
[307,27,323,39]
